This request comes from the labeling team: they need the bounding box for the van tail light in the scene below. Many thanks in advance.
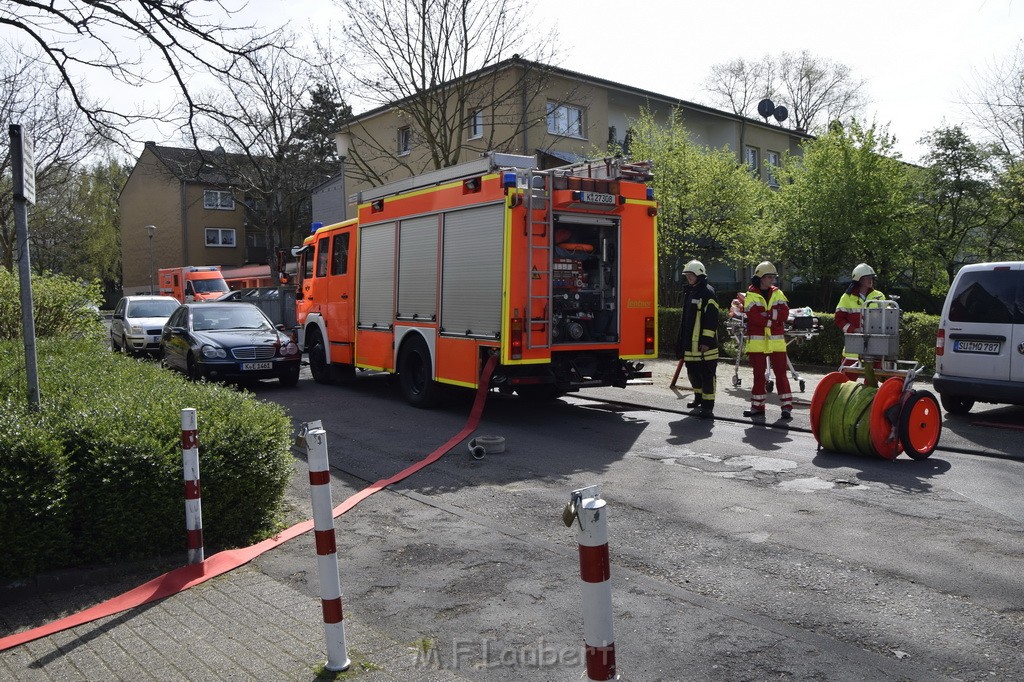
[644,316,655,354]
[511,317,523,360]
[936,328,945,356]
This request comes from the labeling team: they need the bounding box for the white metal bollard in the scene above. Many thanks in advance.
[304,425,351,672]
[569,485,616,681]
[181,408,204,565]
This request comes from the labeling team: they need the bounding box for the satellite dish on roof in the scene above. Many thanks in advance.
[773,106,788,123]
[757,98,775,119]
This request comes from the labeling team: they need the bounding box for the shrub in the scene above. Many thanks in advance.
[0,338,293,578]
[0,268,104,341]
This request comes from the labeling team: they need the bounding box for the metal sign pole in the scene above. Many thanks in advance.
[9,124,40,411]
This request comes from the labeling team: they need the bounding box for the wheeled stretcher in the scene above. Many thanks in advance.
[723,311,821,393]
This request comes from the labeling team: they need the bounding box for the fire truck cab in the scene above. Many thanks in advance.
[296,153,658,406]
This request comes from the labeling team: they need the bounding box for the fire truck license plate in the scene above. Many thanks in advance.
[953,340,1000,354]
[242,362,273,370]
[580,191,616,205]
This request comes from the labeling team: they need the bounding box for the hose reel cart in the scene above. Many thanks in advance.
[810,300,942,460]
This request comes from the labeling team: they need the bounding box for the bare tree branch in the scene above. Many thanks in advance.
[0,0,282,147]
[704,50,868,133]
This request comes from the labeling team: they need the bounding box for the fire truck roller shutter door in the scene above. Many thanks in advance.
[441,204,504,337]
[358,222,396,328]
[398,215,440,320]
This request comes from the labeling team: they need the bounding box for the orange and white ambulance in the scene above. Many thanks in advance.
[158,266,229,303]
[295,153,658,406]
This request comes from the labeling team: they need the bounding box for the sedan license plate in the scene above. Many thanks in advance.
[953,340,1000,354]
[242,361,273,371]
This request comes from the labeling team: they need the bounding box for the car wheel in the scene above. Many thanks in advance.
[398,335,440,408]
[122,335,135,357]
[279,365,300,387]
[939,393,974,415]
[111,334,121,352]
[186,354,203,382]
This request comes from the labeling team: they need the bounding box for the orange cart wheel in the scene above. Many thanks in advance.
[899,390,942,460]
[810,372,848,444]
[869,377,904,460]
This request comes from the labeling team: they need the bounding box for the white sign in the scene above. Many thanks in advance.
[21,128,35,205]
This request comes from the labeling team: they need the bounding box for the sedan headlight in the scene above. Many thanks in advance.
[281,341,299,356]
[130,325,143,334]
[201,344,227,359]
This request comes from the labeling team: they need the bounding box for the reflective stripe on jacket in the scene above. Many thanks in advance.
[744,286,789,354]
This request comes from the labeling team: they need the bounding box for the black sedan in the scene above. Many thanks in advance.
[161,303,301,386]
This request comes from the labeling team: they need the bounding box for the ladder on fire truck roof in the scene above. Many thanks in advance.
[351,153,653,205]
[353,152,537,204]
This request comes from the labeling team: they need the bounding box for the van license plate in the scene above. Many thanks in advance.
[953,340,1000,354]
[242,362,273,370]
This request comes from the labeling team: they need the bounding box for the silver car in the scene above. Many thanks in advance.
[110,295,181,356]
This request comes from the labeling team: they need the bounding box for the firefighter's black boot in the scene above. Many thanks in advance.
[686,397,703,409]
[695,402,715,419]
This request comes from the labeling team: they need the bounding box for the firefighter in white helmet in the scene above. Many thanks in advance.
[674,259,719,419]
[835,263,885,376]
[743,261,793,420]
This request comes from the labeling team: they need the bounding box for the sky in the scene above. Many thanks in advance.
[5,0,1021,164]
[256,0,1022,163]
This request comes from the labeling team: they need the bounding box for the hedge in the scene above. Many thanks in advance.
[658,307,939,374]
[0,338,293,579]
[0,268,104,341]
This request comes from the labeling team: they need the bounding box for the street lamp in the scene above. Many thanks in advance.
[145,224,156,294]
[333,132,352,220]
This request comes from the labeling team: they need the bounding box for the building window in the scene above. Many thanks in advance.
[766,150,781,187]
[546,102,585,138]
[745,146,760,178]
[203,190,235,210]
[398,126,411,155]
[468,110,483,140]
[205,228,236,247]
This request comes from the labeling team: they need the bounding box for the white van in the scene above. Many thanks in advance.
[933,261,1024,414]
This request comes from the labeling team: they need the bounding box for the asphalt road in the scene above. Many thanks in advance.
[237,357,1024,681]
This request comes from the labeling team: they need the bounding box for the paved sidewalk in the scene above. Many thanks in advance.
[0,357,949,681]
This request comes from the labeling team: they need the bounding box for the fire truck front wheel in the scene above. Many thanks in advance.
[398,335,441,408]
[307,330,334,385]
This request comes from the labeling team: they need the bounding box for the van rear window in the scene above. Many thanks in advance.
[947,270,1023,324]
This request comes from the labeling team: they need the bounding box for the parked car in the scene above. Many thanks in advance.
[160,302,301,386]
[110,295,181,356]
[934,261,1024,414]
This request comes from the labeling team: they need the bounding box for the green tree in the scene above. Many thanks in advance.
[623,108,769,305]
[771,120,913,310]
[908,126,1022,298]
[29,159,127,303]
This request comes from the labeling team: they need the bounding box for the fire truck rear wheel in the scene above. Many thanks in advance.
[307,331,334,385]
[398,335,440,408]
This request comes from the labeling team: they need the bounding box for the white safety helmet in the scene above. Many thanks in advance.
[682,260,706,277]
[852,263,876,280]
[754,261,778,278]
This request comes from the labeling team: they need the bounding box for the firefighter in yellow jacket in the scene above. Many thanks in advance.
[743,261,793,420]
[835,263,885,376]
[674,260,720,419]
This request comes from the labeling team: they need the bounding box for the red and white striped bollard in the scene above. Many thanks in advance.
[304,423,350,672]
[571,485,616,681]
[181,408,204,565]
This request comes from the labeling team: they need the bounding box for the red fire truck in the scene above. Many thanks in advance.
[294,153,658,406]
